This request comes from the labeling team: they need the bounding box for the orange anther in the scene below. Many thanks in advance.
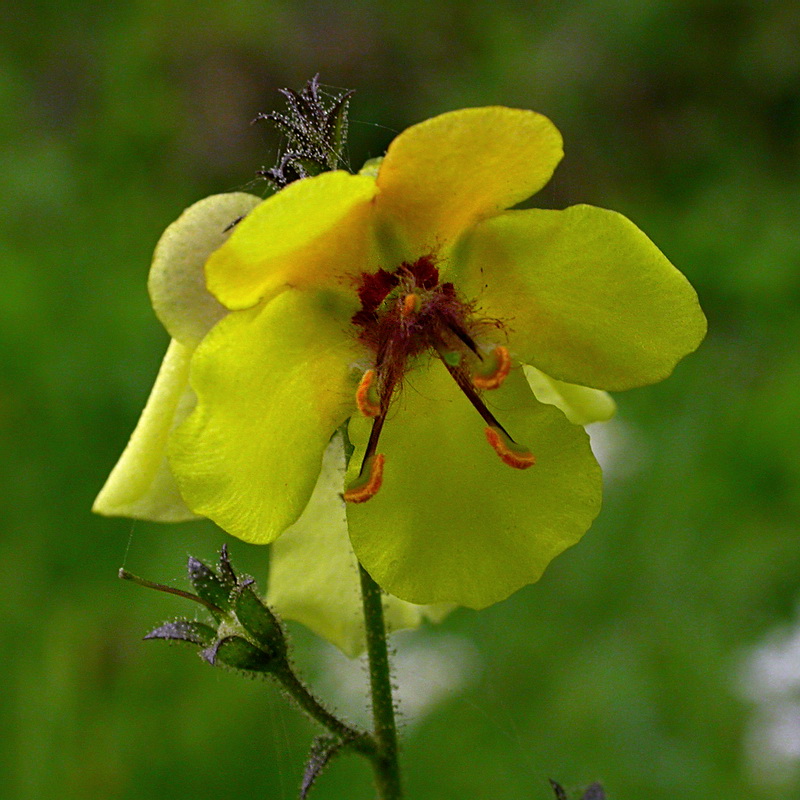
[344,454,386,503]
[401,293,419,318]
[356,369,381,417]
[484,426,535,469]
[472,345,511,390]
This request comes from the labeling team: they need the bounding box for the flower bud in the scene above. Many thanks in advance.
[232,583,287,659]
[201,635,277,673]
[187,556,234,617]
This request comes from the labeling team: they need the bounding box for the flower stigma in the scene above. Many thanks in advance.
[345,256,535,503]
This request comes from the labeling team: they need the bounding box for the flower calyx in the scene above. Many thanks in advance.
[123,544,287,674]
[344,256,535,503]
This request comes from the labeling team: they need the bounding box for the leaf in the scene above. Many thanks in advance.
[300,736,346,799]
[144,619,216,646]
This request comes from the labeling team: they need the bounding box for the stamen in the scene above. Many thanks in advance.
[436,350,512,432]
[439,349,463,368]
[446,321,480,355]
[472,345,511,390]
[346,372,395,502]
[401,293,419,318]
[435,349,534,469]
[355,369,381,417]
[343,454,385,503]
[485,426,535,469]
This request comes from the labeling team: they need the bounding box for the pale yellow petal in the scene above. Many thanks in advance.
[524,367,616,425]
[149,193,261,345]
[93,339,199,522]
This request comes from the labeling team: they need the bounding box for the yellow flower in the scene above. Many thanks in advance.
[95,107,705,652]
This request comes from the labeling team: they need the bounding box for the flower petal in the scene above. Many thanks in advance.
[524,366,616,426]
[375,107,563,254]
[149,193,262,346]
[267,434,453,657]
[455,205,707,390]
[346,359,601,609]
[206,172,379,311]
[169,289,361,544]
[93,339,199,522]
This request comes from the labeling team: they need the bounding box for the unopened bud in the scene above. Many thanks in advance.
[232,583,287,658]
[201,635,277,673]
[187,556,234,617]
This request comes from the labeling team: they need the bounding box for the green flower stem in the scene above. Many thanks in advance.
[271,661,376,758]
[359,563,403,800]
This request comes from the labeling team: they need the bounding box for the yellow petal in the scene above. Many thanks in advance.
[346,360,601,609]
[93,339,199,522]
[206,172,379,311]
[524,367,616,425]
[455,206,707,390]
[149,193,261,346]
[267,435,453,657]
[375,107,563,254]
[169,289,361,544]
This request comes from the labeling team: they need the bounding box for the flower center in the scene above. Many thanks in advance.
[344,256,535,503]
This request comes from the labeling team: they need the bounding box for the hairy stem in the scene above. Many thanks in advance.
[359,564,403,800]
[272,661,376,758]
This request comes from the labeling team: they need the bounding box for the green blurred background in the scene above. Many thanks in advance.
[2,1,799,798]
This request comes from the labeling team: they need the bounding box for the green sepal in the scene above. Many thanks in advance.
[144,619,216,647]
[187,557,233,618]
[200,635,276,673]
[217,544,238,591]
[232,582,286,658]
